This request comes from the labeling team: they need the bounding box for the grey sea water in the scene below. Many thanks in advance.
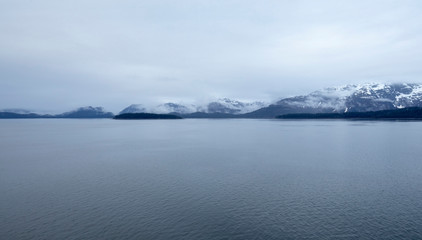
[1,119,422,239]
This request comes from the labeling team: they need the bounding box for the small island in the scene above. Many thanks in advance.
[113,113,183,120]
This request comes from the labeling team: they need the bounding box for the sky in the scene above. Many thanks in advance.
[1,0,422,113]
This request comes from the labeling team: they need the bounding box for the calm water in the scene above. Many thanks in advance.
[1,119,422,240]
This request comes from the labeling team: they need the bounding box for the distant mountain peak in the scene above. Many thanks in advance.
[119,104,146,114]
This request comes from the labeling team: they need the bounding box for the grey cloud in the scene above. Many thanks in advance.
[1,0,422,112]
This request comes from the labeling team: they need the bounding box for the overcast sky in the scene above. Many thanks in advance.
[1,0,422,113]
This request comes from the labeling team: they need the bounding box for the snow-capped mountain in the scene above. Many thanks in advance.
[206,98,267,114]
[248,83,422,118]
[119,99,267,115]
[154,103,197,114]
[119,103,195,114]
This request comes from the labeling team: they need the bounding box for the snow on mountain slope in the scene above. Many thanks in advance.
[393,84,422,108]
[154,103,197,114]
[247,83,422,118]
[206,98,266,114]
[119,83,422,117]
[278,83,422,113]
[120,99,267,115]
[278,85,358,111]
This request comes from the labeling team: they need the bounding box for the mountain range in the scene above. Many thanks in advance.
[246,83,422,118]
[119,98,267,115]
[2,83,422,119]
[0,106,114,119]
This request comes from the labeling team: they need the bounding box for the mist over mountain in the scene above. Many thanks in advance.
[206,98,267,114]
[3,83,422,119]
[119,99,267,115]
[56,106,114,118]
[119,104,147,114]
[247,83,422,118]
[118,83,422,118]
[0,106,115,119]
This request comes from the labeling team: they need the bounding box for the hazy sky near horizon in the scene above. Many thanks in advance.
[1,0,422,112]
